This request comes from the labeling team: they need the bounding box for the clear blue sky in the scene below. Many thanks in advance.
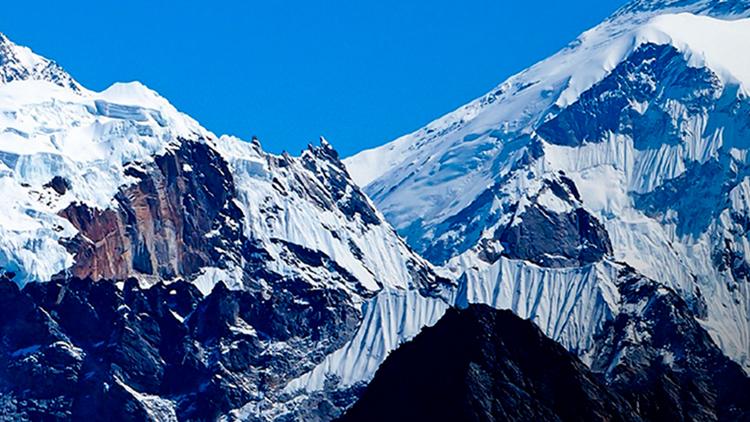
[0,1,621,157]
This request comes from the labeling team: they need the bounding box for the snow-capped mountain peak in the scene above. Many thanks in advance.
[0,32,81,91]
[0,31,457,420]
[345,0,750,375]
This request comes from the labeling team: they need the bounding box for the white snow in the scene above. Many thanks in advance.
[116,378,178,422]
[189,266,246,295]
[536,188,574,214]
[283,288,450,394]
[456,258,621,359]
[641,13,750,88]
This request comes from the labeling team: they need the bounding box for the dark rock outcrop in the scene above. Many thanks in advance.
[0,275,361,421]
[339,304,641,422]
[490,177,613,267]
[44,176,71,196]
[496,205,612,267]
[591,267,750,422]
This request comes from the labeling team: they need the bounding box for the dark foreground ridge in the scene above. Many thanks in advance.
[339,304,750,422]
[340,304,640,422]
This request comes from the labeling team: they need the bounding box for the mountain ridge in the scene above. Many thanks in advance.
[0,32,80,91]
[339,304,642,422]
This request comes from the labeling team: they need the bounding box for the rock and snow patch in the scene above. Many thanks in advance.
[116,379,178,422]
[0,77,207,284]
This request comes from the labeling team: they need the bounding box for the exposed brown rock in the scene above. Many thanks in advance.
[59,139,245,282]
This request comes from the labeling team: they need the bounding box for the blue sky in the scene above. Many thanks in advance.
[1,1,620,157]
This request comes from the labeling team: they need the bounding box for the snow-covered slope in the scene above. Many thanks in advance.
[340,302,750,421]
[346,0,750,372]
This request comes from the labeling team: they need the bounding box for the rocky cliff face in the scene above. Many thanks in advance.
[59,139,245,282]
[487,176,613,268]
[591,267,750,421]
